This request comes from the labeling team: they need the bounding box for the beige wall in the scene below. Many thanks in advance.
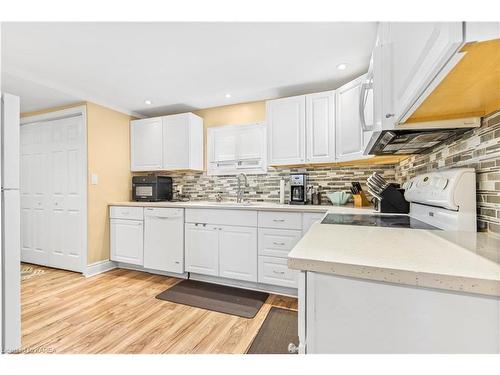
[86,102,132,264]
[21,101,132,265]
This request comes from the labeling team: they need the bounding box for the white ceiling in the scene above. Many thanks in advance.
[1,22,377,116]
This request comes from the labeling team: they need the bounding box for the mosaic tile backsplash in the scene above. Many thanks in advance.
[134,110,500,235]
[395,111,500,234]
[162,165,397,206]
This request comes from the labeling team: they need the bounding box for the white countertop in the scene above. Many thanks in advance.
[288,222,500,297]
[109,200,374,214]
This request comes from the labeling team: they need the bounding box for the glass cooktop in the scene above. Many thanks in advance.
[321,213,439,230]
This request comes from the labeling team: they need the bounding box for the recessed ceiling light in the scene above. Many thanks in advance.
[144,100,152,105]
[225,93,232,98]
[336,63,348,71]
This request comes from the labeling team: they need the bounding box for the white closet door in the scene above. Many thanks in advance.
[47,117,85,272]
[20,124,50,266]
[21,113,86,273]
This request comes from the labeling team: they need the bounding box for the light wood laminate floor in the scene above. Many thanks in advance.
[21,264,298,354]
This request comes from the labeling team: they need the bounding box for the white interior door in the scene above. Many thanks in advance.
[20,124,50,266]
[20,110,86,273]
[219,225,257,282]
[47,117,86,272]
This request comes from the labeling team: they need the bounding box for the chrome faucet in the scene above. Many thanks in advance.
[237,173,249,203]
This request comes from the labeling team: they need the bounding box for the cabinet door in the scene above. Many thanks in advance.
[185,223,219,276]
[237,124,264,160]
[387,22,463,123]
[267,96,306,165]
[130,118,163,171]
[219,225,257,282]
[210,128,237,162]
[144,210,184,274]
[163,114,190,169]
[335,75,368,161]
[306,91,335,163]
[110,219,144,265]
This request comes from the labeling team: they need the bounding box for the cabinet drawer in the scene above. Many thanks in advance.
[110,206,144,220]
[258,211,302,230]
[185,208,257,227]
[258,228,302,258]
[258,256,298,288]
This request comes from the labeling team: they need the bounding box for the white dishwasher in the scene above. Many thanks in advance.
[144,207,184,274]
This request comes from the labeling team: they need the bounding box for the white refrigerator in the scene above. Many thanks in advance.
[0,92,21,353]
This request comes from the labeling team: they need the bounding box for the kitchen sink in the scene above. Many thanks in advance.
[210,201,254,206]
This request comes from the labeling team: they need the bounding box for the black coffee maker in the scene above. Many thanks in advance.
[290,174,307,205]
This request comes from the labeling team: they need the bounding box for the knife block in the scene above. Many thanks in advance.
[353,192,371,207]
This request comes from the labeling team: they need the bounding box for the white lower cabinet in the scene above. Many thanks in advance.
[219,225,257,282]
[258,256,298,288]
[185,223,219,276]
[185,223,258,282]
[110,218,144,265]
[302,272,500,353]
[258,228,302,258]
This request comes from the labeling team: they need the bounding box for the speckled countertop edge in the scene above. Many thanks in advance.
[288,257,500,297]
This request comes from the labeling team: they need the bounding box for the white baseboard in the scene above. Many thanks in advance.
[84,260,117,277]
[189,273,298,297]
[116,262,188,279]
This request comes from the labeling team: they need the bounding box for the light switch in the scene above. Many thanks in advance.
[91,173,99,185]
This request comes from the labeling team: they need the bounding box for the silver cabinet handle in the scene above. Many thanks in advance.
[273,270,285,275]
[359,78,374,131]
[273,241,285,246]
[273,219,285,222]
[385,113,395,118]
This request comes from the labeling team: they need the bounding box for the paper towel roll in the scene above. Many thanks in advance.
[279,179,285,204]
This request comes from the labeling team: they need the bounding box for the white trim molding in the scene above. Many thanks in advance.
[84,260,117,278]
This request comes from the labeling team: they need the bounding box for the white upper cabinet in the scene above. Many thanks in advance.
[163,113,203,171]
[383,22,463,123]
[336,74,373,162]
[130,117,163,171]
[130,112,203,172]
[306,91,335,163]
[207,123,266,175]
[211,128,237,162]
[267,95,306,165]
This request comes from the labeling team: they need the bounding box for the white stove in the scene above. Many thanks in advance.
[321,168,477,232]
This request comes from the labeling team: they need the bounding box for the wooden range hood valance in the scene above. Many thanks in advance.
[406,38,500,123]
